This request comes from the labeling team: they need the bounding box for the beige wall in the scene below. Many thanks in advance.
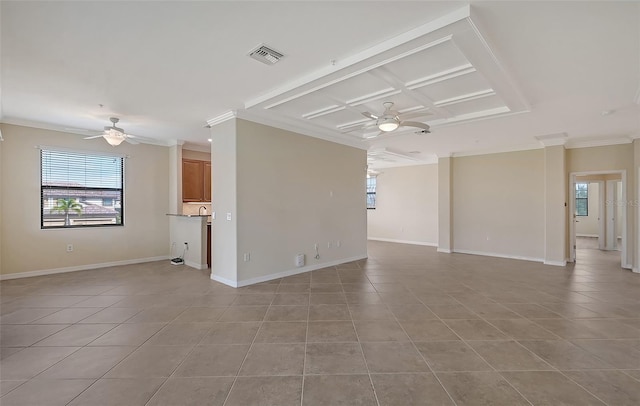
[452,149,546,260]
[367,164,438,245]
[567,144,634,267]
[0,124,170,277]
[234,119,367,285]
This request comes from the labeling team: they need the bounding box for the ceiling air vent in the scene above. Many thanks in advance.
[248,44,284,65]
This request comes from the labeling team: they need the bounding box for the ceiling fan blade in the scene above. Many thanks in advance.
[124,137,139,145]
[362,112,378,120]
[399,121,431,132]
[83,135,104,140]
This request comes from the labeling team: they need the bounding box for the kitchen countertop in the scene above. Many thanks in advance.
[166,214,209,218]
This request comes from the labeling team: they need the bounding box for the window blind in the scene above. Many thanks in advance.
[40,149,124,228]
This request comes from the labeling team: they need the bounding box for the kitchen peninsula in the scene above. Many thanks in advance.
[167,214,211,269]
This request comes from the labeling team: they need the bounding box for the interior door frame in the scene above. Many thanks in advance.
[569,170,628,268]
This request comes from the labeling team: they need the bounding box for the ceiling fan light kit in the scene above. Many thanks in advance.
[363,102,430,135]
[103,128,126,146]
[84,117,141,146]
[377,116,400,132]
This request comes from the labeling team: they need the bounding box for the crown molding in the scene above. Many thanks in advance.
[535,132,568,147]
[566,135,633,149]
[206,111,237,127]
[166,139,185,147]
[452,143,543,158]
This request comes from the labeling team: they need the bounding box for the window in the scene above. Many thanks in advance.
[575,182,588,216]
[41,148,124,228]
[366,176,377,209]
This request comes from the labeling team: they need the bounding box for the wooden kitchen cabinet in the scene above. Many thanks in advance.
[182,159,211,202]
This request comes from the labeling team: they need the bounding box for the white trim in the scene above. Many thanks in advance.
[0,256,170,280]
[535,132,568,147]
[437,248,452,254]
[210,274,239,288]
[451,142,542,158]
[184,260,208,270]
[210,255,367,288]
[566,136,633,149]
[453,249,543,264]
[576,234,598,238]
[206,111,237,127]
[543,260,567,266]
[368,237,437,247]
[632,267,639,273]
[570,170,627,270]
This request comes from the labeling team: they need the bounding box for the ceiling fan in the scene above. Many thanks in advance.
[83,117,140,146]
[362,102,431,134]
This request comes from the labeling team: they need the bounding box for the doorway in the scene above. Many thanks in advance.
[569,171,628,268]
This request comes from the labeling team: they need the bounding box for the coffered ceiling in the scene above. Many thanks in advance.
[240,7,529,144]
[1,1,639,169]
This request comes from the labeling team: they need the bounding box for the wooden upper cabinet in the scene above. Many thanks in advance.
[182,159,210,202]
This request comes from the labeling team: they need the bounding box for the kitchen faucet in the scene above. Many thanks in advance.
[199,206,207,215]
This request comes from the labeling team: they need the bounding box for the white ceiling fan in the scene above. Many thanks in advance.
[362,102,431,134]
[83,117,141,146]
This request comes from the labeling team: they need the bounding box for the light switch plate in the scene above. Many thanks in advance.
[226,212,232,221]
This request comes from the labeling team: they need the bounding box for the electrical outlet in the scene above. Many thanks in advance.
[66,244,73,252]
[226,212,232,221]
[184,242,189,250]
[243,253,250,262]
[327,242,332,249]
[314,243,318,250]
[336,240,341,248]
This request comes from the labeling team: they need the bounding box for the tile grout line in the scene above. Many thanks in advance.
[300,273,312,406]
[347,282,382,406]
[220,283,279,406]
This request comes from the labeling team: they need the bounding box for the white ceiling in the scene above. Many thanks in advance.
[2,1,639,169]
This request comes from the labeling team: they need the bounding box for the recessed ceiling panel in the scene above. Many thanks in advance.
[416,71,493,103]
[307,108,365,129]
[323,73,394,104]
[384,40,469,84]
[357,93,425,116]
[441,94,506,116]
[267,92,333,118]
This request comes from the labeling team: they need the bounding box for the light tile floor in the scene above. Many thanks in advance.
[1,241,639,405]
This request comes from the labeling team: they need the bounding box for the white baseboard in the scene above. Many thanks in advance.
[632,267,639,274]
[368,237,437,247]
[453,249,543,264]
[185,260,208,270]
[543,260,567,266]
[210,255,368,288]
[576,234,598,238]
[437,248,452,253]
[210,274,239,288]
[0,256,170,281]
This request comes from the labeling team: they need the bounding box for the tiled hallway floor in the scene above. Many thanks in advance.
[1,241,639,405]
